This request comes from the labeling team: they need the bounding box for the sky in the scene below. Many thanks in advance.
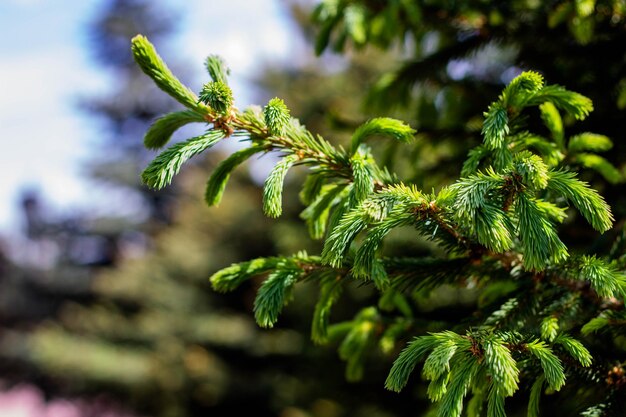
[0,0,300,235]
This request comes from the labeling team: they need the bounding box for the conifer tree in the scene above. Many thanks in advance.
[131,2,626,416]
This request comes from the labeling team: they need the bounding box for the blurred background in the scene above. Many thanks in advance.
[1,0,626,416]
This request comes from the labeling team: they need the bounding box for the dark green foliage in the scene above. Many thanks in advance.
[527,376,545,417]
[311,273,343,343]
[338,307,379,381]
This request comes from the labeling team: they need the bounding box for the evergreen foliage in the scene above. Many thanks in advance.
[131,4,626,414]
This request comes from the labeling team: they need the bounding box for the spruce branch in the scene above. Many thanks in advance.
[554,334,593,367]
[348,149,376,205]
[263,97,291,136]
[131,35,207,113]
[546,170,613,232]
[133,36,382,219]
[487,386,507,417]
[263,153,299,218]
[438,351,479,417]
[553,255,626,299]
[338,307,380,381]
[322,207,369,267]
[525,340,566,391]
[198,80,233,115]
[205,145,267,206]
[133,33,623,416]
[233,108,352,176]
[501,70,544,108]
[352,214,414,287]
[568,133,613,153]
[573,153,622,184]
[581,315,611,335]
[254,265,300,328]
[210,256,283,292]
[427,371,451,402]
[582,311,626,335]
[511,152,549,190]
[483,337,519,397]
[540,316,559,342]
[141,130,224,189]
[540,101,564,149]
[527,376,545,417]
[516,192,568,270]
[301,183,348,240]
[204,54,230,84]
[144,110,207,150]
[423,340,458,380]
[350,117,415,153]
[451,169,513,252]
[385,334,439,392]
[311,273,344,344]
[324,184,470,273]
[526,85,593,120]
[482,103,509,150]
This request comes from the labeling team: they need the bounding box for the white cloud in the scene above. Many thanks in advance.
[0,47,108,233]
[179,0,293,74]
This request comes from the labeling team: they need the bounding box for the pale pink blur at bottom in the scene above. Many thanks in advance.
[0,384,141,417]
